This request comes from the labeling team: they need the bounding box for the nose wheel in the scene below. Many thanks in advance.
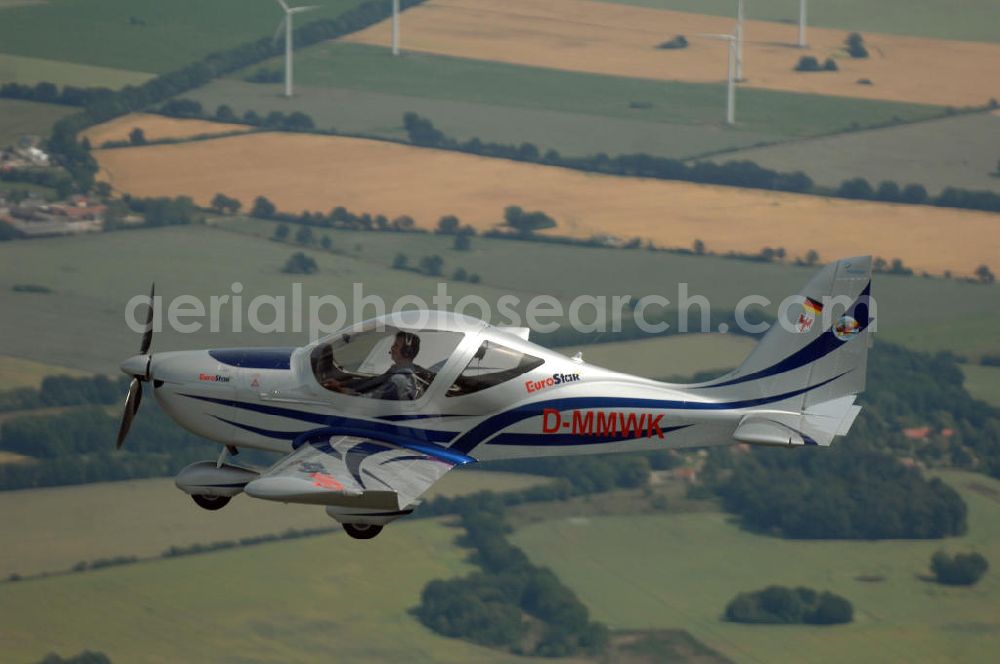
[192,494,231,511]
[342,523,383,540]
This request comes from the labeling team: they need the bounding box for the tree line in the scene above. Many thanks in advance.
[40,0,429,193]
[414,494,609,657]
[725,586,853,625]
[402,112,1000,214]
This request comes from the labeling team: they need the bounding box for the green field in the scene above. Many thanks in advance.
[0,355,90,390]
[0,517,548,664]
[606,0,1000,43]
[513,470,1000,663]
[1,222,998,374]
[275,42,942,143]
[0,470,548,578]
[217,218,1000,358]
[0,0,365,75]
[713,111,1000,194]
[0,52,153,89]
[0,98,76,146]
[962,365,1000,408]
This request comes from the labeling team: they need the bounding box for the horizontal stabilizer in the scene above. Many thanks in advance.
[733,395,861,447]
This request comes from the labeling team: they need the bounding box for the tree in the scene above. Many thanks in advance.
[845,32,869,58]
[283,111,315,131]
[931,551,989,585]
[93,182,112,199]
[272,223,290,241]
[693,238,706,255]
[251,196,276,219]
[823,58,838,71]
[281,252,318,275]
[453,233,472,251]
[804,249,820,266]
[436,214,461,234]
[901,183,928,204]
[658,35,688,49]
[210,193,236,214]
[876,180,901,202]
[128,127,146,146]
[320,235,332,250]
[838,177,874,200]
[294,225,314,245]
[215,104,237,123]
[452,267,468,281]
[392,252,409,270]
[503,205,557,235]
[794,56,821,72]
[419,254,444,277]
[974,264,995,284]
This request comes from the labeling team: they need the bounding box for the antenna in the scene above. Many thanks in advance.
[798,0,808,47]
[697,33,737,125]
[392,0,400,56]
[273,0,320,98]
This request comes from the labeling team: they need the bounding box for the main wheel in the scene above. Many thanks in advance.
[192,494,231,511]
[342,523,383,540]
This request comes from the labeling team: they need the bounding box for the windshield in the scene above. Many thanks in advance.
[447,340,544,397]
[310,327,463,400]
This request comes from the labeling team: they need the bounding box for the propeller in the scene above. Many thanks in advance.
[116,284,154,450]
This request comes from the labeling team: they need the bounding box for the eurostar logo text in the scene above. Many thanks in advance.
[525,372,581,393]
[198,373,231,383]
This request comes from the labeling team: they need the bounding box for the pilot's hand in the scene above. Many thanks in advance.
[322,378,342,390]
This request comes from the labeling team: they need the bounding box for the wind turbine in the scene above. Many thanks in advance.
[273,0,319,98]
[697,32,737,125]
[735,0,745,81]
[392,0,400,56]
[797,0,808,48]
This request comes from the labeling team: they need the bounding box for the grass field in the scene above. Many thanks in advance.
[512,470,1000,663]
[80,113,253,146]
[0,518,549,664]
[280,42,943,140]
[0,52,153,88]
[345,0,1000,107]
[556,334,754,381]
[0,224,539,373]
[0,355,90,390]
[90,130,1000,278]
[714,111,1000,194]
[962,365,1000,409]
[0,0,365,75]
[190,78,785,160]
[0,470,548,578]
[607,0,1000,43]
[0,98,76,146]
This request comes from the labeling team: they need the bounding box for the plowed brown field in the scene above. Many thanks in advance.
[93,131,1000,277]
[345,0,999,107]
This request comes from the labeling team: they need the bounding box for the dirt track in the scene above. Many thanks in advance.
[93,130,1000,277]
[345,0,1000,107]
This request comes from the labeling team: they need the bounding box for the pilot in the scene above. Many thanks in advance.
[323,331,422,400]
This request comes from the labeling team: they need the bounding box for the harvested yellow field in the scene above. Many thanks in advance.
[0,355,90,390]
[346,0,1000,107]
[81,113,250,146]
[93,131,1000,277]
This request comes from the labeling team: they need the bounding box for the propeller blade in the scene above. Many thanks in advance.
[139,283,155,356]
[274,0,290,11]
[273,17,287,43]
[116,377,142,449]
[290,5,320,13]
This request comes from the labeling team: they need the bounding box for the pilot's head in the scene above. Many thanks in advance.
[390,331,420,365]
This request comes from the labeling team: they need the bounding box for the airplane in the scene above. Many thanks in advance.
[116,256,873,539]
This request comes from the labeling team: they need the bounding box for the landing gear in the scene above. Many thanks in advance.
[192,494,231,511]
[342,523,383,540]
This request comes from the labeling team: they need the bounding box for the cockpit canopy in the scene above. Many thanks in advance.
[310,325,463,400]
[308,315,546,401]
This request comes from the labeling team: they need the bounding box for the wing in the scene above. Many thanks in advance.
[244,435,466,511]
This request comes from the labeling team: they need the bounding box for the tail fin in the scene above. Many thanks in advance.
[699,256,874,446]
